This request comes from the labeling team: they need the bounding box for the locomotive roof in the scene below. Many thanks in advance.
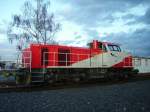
[88,41,120,46]
[30,43,90,50]
[29,40,121,49]
[102,42,120,46]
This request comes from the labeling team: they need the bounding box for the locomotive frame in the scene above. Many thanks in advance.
[19,40,136,83]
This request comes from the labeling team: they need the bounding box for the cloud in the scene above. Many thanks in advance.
[125,6,150,25]
[138,8,150,24]
[0,22,7,34]
[52,0,150,56]
[55,0,149,26]
[1,0,150,57]
[103,28,150,56]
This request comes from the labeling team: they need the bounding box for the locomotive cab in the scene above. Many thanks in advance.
[104,42,132,68]
[88,40,121,52]
[89,40,132,68]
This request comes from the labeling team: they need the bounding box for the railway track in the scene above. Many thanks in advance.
[0,74,150,93]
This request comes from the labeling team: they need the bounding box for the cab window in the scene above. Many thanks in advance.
[108,45,121,52]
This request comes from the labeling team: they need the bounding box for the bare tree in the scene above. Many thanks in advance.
[7,0,60,50]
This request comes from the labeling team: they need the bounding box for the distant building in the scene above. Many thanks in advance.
[0,61,17,70]
[0,62,5,70]
[133,56,150,73]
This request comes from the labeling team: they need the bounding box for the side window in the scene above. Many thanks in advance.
[99,43,107,52]
[108,45,114,51]
[102,45,107,52]
[108,45,121,52]
[117,46,121,52]
[98,43,103,49]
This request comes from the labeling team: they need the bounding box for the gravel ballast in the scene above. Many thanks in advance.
[0,80,150,112]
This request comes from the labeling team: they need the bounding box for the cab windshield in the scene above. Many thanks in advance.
[108,44,121,52]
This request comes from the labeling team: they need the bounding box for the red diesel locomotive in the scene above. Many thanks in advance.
[22,40,134,83]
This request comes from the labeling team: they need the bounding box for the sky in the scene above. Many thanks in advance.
[0,0,150,57]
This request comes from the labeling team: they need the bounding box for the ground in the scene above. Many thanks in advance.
[0,79,150,112]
